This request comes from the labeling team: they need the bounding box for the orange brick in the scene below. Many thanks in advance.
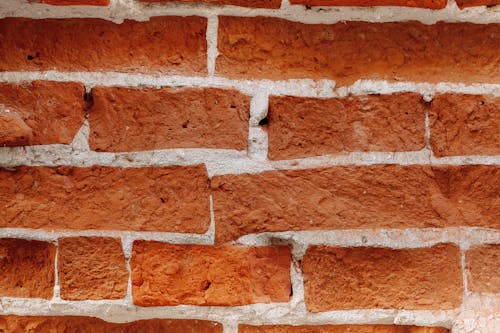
[239,324,449,333]
[430,93,500,157]
[466,244,500,293]
[211,165,499,243]
[0,17,207,75]
[289,0,446,8]
[217,17,500,86]
[0,239,55,299]
[456,0,499,7]
[268,93,426,160]
[0,81,85,146]
[89,86,250,152]
[0,315,222,332]
[131,241,291,306]
[302,244,463,311]
[0,165,210,233]
[140,0,281,8]
[58,237,128,300]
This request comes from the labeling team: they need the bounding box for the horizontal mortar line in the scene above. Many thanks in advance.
[1,227,498,249]
[235,227,500,258]
[1,0,499,24]
[0,297,458,328]
[1,72,500,97]
[1,147,499,177]
[0,228,213,245]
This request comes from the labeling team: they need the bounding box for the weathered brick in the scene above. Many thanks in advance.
[430,93,500,157]
[0,315,222,332]
[0,239,55,299]
[0,109,32,146]
[131,241,291,306]
[456,0,499,7]
[0,81,85,146]
[0,17,207,74]
[217,17,500,86]
[289,0,446,8]
[89,86,250,152]
[0,165,210,233]
[211,165,499,243]
[58,237,128,300]
[140,0,281,8]
[239,324,449,333]
[39,0,109,5]
[302,244,462,311]
[268,93,426,160]
[466,244,500,293]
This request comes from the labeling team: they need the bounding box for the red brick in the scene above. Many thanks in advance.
[217,17,500,86]
[140,0,281,8]
[0,109,33,146]
[89,86,250,152]
[0,17,207,74]
[0,81,85,146]
[239,325,449,333]
[131,241,291,306]
[0,165,210,233]
[466,244,500,293]
[0,315,222,332]
[211,165,499,243]
[39,0,109,5]
[58,237,128,300]
[456,0,499,8]
[302,244,463,311]
[0,239,55,299]
[289,0,446,8]
[430,93,500,157]
[268,93,426,160]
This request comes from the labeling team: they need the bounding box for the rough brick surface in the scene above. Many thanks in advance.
[302,244,463,311]
[0,109,33,146]
[456,0,499,7]
[217,17,500,86]
[39,0,110,5]
[289,0,446,8]
[0,165,210,233]
[131,241,291,306]
[0,81,85,146]
[430,93,500,157]
[58,237,128,300]
[466,244,500,293]
[268,93,426,160]
[0,316,222,332]
[211,165,499,243]
[89,86,250,152]
[0,239,55,299]
[140,0,281,8]
[0,17,207,74]
[239,325,449,333]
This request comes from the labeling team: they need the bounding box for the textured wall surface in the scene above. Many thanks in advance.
[0,0,498,332]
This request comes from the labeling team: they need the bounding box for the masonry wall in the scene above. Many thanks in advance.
[0,0,499,332]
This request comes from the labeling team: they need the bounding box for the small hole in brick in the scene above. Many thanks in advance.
[258,117,269,126]
[27,55,34,60]
[160,197,165,203]
[202,280,211,291]
[230,104,236,109]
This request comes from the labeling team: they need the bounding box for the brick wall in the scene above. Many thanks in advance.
[0,0,498,332]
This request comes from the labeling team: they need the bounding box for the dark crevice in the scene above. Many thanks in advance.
[258,116,269,126]
[202,280,211,291]
[84,90,94,112]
